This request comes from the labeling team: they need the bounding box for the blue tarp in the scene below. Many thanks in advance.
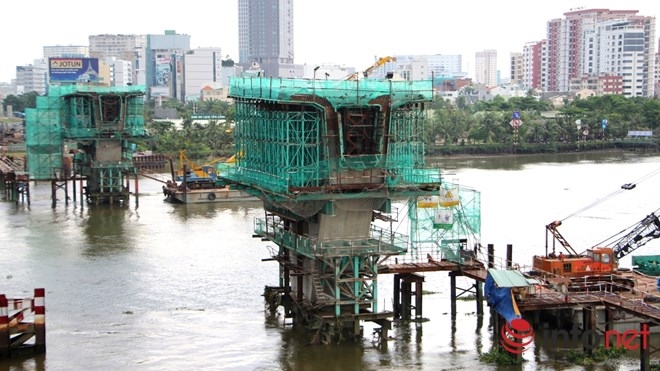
[484,272,521,324]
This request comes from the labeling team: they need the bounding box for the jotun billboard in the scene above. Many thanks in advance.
[49,58,100,82]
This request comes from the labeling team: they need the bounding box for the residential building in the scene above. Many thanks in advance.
[394,54,464,78]
[475,49,497,86]
[43,45,89,59]
[15,63,47,95]
[544,8,655,96]
[89,34,146,62]
[596,20,650,97]
[89,34,146,86]
[510,52,523,86]
[597,74,624,95]
[522,41,546,91]
[106,58,134,87]
[238,0,294,78]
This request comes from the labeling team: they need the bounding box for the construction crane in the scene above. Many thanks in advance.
[532,212,660,291]
[611,212,660,259]
[345,56,397,80]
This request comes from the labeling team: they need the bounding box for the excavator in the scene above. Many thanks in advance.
[175,150,235,184]
[532,212,660,291]
[345,56,397,80]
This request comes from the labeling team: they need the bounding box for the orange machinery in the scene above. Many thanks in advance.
[530,216,660,291]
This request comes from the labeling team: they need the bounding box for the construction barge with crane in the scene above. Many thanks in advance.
[159,150,258,204]
[530,200,660,292]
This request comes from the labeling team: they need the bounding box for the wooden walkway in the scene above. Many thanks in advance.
[380,259,660,323]
[516,271,660,321]
[379,259,484,274]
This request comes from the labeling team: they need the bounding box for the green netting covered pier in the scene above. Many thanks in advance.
[228,76,467,343]
[25,84,146,205]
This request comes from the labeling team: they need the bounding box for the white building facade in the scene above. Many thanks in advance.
[183,47,223,101]
[43,45,89,59]
[89,34,146,62]
[15,62,48,95]
[596,20,650,97]
[543,8,655,96]
[106,58,134,87]
[475,49,497,86]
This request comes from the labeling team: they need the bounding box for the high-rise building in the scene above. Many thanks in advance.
[595,20,650,97]
[520,41,545,91]
[238,0,294,78]
[15,62,47,95]
[43,45,89,59]
[145,30,191,101]
[544,8,655,96]
[394,54,464,79]
[106,59,134,87]
[475,49,497,86]
[183,47,223,101]
[89,34,146,62]
[89,35,146,87]
[510,53,523,86]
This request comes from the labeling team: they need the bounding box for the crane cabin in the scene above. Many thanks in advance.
[533,247,616,277]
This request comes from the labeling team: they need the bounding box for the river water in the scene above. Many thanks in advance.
[2,150,660,371]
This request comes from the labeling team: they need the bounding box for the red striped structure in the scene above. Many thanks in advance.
[0,288,46,358]
[0,294,8,358]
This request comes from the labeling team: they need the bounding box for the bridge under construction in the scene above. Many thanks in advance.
[222,76,481,343]
[222,76,660,369]
[24,85,147,205]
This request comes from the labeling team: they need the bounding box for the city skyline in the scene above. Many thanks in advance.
[2,0,658,84]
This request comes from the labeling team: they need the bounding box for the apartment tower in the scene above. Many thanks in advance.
[544,8,655,96]
[475,49,497,86]
[238,0,294,78]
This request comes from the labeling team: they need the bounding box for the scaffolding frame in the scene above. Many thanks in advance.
[232,76,443,342]
[25,85,146,204]
[409,185,482,263]
[228,77,438,197]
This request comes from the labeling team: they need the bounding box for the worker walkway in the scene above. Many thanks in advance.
[381,255,660,326]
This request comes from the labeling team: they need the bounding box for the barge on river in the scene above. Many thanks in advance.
[161,151,260,204]
[162,180,258,204]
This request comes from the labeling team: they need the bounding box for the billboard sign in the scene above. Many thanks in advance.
[49,58,100,82]
[155,57,171,87]
[190,114,225,120]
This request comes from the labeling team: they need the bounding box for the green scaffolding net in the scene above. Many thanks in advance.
[408,183,482,263]
[227,77,439,198]
[25,85,146,180]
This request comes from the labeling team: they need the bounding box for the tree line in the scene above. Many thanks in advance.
[426,93,660,155]
[4,90,660,161]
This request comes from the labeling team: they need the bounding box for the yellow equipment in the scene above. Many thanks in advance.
[176,150,228,181]
[345,56,397,80]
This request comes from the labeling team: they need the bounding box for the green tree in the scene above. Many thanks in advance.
[2,91,39,113]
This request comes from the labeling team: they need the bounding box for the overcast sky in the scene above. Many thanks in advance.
[1,1,657,83]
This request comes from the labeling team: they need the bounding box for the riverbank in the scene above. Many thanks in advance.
[427,139,658,158]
